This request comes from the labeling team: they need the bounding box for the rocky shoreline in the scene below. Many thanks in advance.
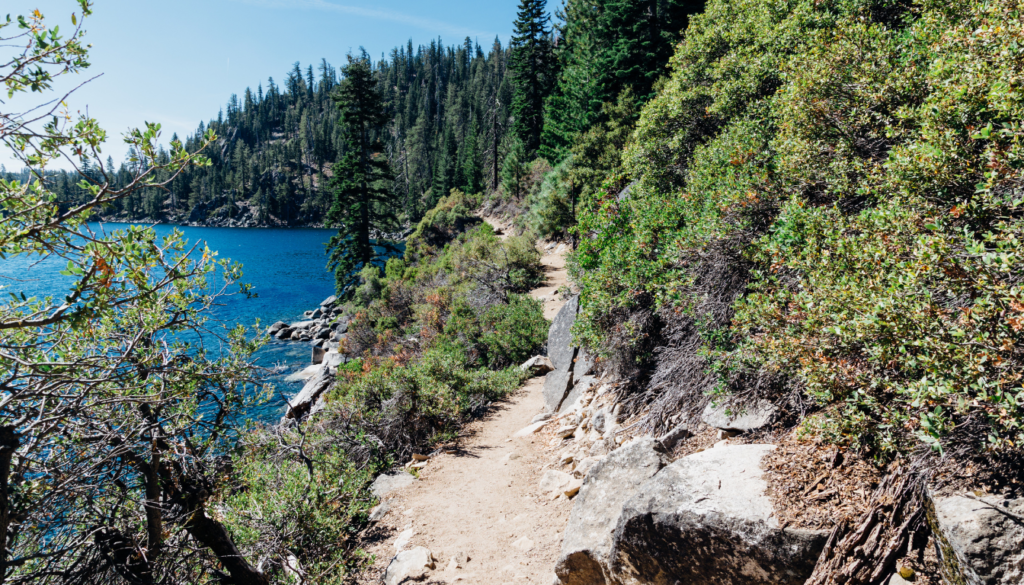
[266,294,353,421]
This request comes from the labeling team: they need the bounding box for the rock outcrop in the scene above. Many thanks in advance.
[548,296,578,372]
[611,444,829,585]
[555,438,670,585]
[931,494,1024,585]
[544,297,580,413]
[560,375,598,415]
[544,368,576,414]
[701,400,777,433]
[283,367,334,420]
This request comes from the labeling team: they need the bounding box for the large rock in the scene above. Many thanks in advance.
[701,399,777,433]
[521,355,555,376]
[371,471,416,499]
[556,439,670,585]
[559,375,597,415]
[611,444,829,585]
[320,294,338,308]
[290,320,316,330]
[573,347,596,379]
[284,367,333,420]
[548,296,579,372]
[311,346,326,365]
[284,363,323,383]
[266,321,288,335]
[543,367,575,414]
[931,494,1024,585]
[384,546,435,585]
[323,352,348,371]
[274,326,296,340]
[540,470,575,496]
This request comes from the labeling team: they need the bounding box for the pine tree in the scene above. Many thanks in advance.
[539,0,705,162]
[326,54,401,295]
[501,134,529,199]
[509,0,554,156]
[461,117,483,194]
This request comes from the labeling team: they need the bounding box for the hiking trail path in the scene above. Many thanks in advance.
[358,219,573,585]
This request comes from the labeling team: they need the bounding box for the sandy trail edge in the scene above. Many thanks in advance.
[357,243,572,585]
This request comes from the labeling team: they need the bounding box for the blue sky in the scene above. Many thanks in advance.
[3,0,524,170]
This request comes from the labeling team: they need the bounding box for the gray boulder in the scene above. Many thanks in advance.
[590,409,609,435]
[573,347,596,379]
[543,368,575,414]
[371,471,416,499]
[521,355,555,376]
[274,326,295,340]
[384,546,435,585]
[931,494,1024,585]
[617,180,638,202]
[283,367,333,420]
[611,444,828,585]
[555,439,670,585]
[324,352,348,371]
[333,317,350,334]
[559,375,597,415]
[266,321,288,335]
[657,424,693,450]
[290,320,316,330]
[311,346,326,364]
[548,296,579,372]
[701,399,777,433]
[320,294,338,308]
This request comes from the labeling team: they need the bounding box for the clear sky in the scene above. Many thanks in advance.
[3,0,523,170]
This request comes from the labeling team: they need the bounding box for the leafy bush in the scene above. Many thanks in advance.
[405,189,482,260]
[480,294,550,368]
[573,0,1024,457]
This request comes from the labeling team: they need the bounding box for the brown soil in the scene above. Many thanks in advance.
[356,241,573,585]
[357,377,573,585]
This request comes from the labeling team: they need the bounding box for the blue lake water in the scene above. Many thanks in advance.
[0,222,338,422]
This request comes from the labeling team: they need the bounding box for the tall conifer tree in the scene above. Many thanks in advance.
[326,54,400,295]
[509,0,554,156]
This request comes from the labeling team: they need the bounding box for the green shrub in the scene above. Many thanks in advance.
[480,294,549,368]
[405,189,483,260]
[573,0,1024,457]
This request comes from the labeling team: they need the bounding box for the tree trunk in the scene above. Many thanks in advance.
[144,438,163,556]
[0,426,16,584]
[183,506,269,585]
[805,467,928,585]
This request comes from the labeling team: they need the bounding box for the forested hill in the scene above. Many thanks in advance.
[4,0,703,231]
[18,38,513,228]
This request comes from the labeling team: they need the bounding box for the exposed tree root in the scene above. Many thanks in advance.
[806,464,929,585]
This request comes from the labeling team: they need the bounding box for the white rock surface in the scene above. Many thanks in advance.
[384,546,435,585]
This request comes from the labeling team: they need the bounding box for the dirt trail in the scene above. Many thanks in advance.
[480,214,569,320]
[359,242,572,585]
